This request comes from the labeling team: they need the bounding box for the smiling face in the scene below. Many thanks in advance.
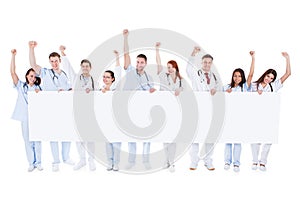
[233,71,242,86]
[81,62,91,75]
[263,73,275,84]
[26,70,36,85]
[49,56,61,70]
[136,57,147,72]
[103,72,114,86]
[201,57,213,72]
[167,63,176,74]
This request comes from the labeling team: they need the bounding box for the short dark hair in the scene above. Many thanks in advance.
[137,54,147,62]
[49,52,61,59]
[81,59,92,67]
[202,54,213,61]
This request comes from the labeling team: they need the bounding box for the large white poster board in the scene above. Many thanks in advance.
[28,91,280,143]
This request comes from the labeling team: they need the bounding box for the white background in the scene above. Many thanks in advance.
[0,0,299,199]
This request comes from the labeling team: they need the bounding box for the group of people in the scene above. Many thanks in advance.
[11,29,291,173]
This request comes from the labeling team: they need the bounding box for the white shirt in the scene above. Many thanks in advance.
[223,82,250,92]
[78,74,94,91]
[39,68,71,91]
[158,70,184,91]
[251,79,283,92]
[186,57,219,91]
[11,80,41,122]
[123,65,153,91]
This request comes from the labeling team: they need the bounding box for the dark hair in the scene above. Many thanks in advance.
[25,68,41,85]
[202,54,213,61]
[229,68,246,89]
[255,69,277,90]
[104,70,115,82]
[137,54,147,62]
[167,60,182,79]
[48,52,61,59]
[81,59,92,67]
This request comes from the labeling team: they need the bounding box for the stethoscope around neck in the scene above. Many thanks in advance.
[136,69,152,90]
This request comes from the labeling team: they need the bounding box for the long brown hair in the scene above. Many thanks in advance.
[167,60,182,80]
[255,69,277,90]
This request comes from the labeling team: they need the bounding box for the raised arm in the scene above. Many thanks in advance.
[28,41,42,75]
[123,29,131,70]
[186,46,200,79]
[114,50,120,67]
[114,50,122,87]
[59,45,76,84]
[155,42,163,75]
[246,51,255,87]
[10,49,19,85]
[280,52,291,84]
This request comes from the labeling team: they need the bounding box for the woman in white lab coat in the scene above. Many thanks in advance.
[155,42,185,172]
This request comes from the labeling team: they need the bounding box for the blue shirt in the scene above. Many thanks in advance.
[123,65,153,91]
[39,68,71,91]
[11,80,41,122]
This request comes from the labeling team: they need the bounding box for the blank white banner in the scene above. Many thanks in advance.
[28,91,280,143]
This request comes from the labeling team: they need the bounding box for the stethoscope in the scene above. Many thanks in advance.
[50,69,68,87]
[166,73,182,88]
[79,74,94,90]
[22,83,42,104]
[135,69,152,90]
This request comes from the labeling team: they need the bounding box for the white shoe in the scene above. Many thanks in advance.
[73,161,86,170]
[125,163,135,170]
[64,159,75,165]
[52,164,59,172]
[144,162,152,170]
[36,164,43,171]
[113,165,119,171]
[233,165,240,172]
[28,165,35,172]
[259,164,266,171]
[251,163,258,170]
[89,160,96,171]
[168,165,175,173]
[224,163,230,170]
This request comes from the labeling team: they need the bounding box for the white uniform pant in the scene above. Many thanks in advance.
[21,120,42,167]
[163,143,176,165]
[251,143,272,165]
[76,142,95,162]
[189,143,214,167]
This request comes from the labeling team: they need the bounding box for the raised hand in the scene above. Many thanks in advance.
[281,52,289,59]
[155,42,161,49]
[123,29,129,37]
[28,41,37,48]
[191,46,201,56]
[11,49,17,55]
[59,45,66,56]
[249,51,255,57]
[113,50,119,55]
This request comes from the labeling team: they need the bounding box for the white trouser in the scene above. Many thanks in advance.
[128,142,150,163]
[21,120,42,167]
[189,143,214,167]
[76,142,95,162]
[163,143,176,165]
[106,142,121,166]
[50,141,71,164]
[251,143,272,165]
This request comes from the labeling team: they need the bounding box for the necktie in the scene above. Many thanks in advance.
[204,72,210,85]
